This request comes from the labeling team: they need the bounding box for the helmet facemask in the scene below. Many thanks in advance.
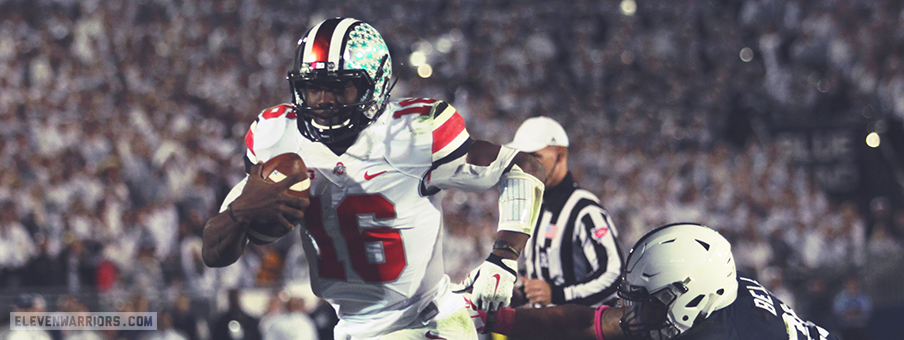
[618,281,687,340]
[289,66,379,143]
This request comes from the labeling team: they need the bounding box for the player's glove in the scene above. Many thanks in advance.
[453,253,518,312]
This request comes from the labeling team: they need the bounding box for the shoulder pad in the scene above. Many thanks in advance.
[245,104,297,158]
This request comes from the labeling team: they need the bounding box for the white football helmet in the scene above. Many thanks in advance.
[618,223,738,340]
[288,17,393,143]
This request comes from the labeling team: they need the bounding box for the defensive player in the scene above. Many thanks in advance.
[201,17,545,340]
[470,223,838,340]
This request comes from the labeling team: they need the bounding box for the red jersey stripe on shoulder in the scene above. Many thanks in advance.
[433,111,467,153]
[262,104,297,120]
[393,106,431,118]
[399,98,438,106]
[244,123,256,157]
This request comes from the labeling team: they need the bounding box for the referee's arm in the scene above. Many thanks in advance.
[550,204,624,306]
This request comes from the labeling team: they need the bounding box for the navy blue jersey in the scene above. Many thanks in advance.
[678,275,836,340]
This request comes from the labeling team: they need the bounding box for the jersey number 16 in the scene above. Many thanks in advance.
[304,195,406,283]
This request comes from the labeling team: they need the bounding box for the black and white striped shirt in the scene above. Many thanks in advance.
[524,172,624,307]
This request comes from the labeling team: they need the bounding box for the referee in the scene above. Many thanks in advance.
[505,117,624,308]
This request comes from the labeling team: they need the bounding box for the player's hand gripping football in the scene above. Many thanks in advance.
[231,162,309,233]
[453,253,518,312]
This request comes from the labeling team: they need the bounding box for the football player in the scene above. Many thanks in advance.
[201,17,545,340]
[471,223,839,340]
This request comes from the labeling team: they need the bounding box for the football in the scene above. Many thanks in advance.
[246,153,310,245]
[261,152,310,198]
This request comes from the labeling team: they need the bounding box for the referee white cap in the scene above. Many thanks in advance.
[505,116,569,152]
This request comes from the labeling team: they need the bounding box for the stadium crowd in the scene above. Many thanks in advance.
[1,0,904,338]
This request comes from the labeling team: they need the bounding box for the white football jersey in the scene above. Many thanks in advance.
[241,98,472,339]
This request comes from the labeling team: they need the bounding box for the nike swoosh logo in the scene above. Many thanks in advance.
[364,170,387,180]
[492,273,502,294]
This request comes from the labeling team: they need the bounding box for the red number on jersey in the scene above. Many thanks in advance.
[261,104,297,119]
[304,195,406,283]
[303,197,345,280]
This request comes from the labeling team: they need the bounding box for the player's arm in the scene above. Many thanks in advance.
[202,162,307,267]
[420,101,547,244]
[202,196,248,267]
[450,141,545,311]
[204,111,309,267]
[506,305,626,340]
[475,141,546,312]
[476,304,626,340]
[420,100,545,311]
[467,140,545,259]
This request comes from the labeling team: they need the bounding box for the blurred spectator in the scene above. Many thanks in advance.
[833,276,872,340]
[766,227,797,269]
[254,248,283,288]
[210,289,261,340]
[179,217,216,298]
[141,310,189,340]
[170,293,203,340]
[866,196,894,241]
[867,205,904,261]
[103,209,145,270]
[733,220,772,278]
[94,251,119,293]
[799,218,843,272]
[122,237,165,307]
[799,277,835,329]
[58,296,104,340]
[0,293,53,340]
[281,241,311,287]
[760,266,796,309]
[307,300,339,340]
[441,203,489,283]
[212,248,261,291]
[839,200,867,270]
[0,201,37,287]
[24,232,65,287]
[60,239,98,294]
[259,294,318,340]
[144,201,179,261]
